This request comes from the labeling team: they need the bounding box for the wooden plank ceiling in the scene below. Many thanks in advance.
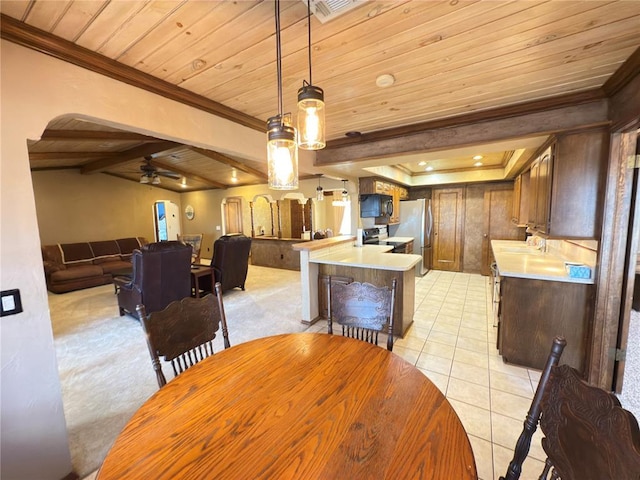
[2,0,639,191]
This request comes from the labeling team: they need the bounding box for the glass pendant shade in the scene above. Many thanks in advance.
[297,84,325,150]
[140,175,150,184]
[151,175,161,185]
[267,115,298,190]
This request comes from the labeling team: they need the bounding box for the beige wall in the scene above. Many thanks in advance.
[0,39,266,479]
[32,170,182,245]
[180,177,350,256]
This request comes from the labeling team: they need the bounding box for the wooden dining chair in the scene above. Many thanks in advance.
[136,282,231,388]
[327,277,397,351]
[500,336,640,480]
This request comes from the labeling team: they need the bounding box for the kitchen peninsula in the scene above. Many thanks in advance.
[293,236,421,337]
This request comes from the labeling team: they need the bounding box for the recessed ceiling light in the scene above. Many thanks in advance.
[418,161,426,166]
[474,161,483,167]
[473,155,483,160]
[425,166,434,172]
[376,74,395,88]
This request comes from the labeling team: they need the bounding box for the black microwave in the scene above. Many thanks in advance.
[360,194,394,218]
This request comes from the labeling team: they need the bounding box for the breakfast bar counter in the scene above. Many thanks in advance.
[293,237,421,337]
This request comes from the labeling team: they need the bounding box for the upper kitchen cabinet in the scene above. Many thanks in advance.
[549,128,608,239]
[526,128,608,239]
[527,145,553,233]
[511,170,530,226]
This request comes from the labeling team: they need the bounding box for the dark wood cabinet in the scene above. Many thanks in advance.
[526,128,608,238]
[548,128,608,238]
[498,276,594,375]
[527,147,553,233]
[512,170,530,226]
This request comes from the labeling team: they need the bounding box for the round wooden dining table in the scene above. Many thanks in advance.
[97,333,477,479]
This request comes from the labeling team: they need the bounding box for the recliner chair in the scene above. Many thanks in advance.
[200,234,252,293]
[117,241,192,319]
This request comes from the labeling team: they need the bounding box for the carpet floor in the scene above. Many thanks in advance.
[49,265,309,478]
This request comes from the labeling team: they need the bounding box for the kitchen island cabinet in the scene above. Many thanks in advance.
[293,237,421,337]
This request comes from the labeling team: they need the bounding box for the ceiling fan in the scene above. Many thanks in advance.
[139,156,181,184]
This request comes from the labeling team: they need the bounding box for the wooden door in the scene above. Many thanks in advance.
[290,201,312,238]
[481,187,525,276]
[224,197,243,234]
[432,187,464,272]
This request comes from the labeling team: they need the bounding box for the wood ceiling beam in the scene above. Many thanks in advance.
[317,99,610,166]
[0,14,265,133]
[324,90,607,150]
[40,130,160,142]
[190,147,268,180]
[602,46,640,97]
[148,159,227,189]
[81,141,181,174]
[29,152,120,161]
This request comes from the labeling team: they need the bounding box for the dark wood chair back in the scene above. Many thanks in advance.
[327,277,397,351]
[500,336,640,480]
[136,282,230,388]
[539,364,640,479]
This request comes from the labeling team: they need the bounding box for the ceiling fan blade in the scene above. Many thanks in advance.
[157,170,181,179]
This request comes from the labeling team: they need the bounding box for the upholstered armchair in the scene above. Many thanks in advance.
[200,234,252,293]
[117,241,192,319]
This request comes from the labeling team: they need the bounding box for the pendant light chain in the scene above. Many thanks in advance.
[276,0,284,119]
[267,0,298,190]
[307,0,312,87]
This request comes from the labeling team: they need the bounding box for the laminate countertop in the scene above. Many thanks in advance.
[311,244,422,272]
[491,240,595,285]
[386,236,414,243]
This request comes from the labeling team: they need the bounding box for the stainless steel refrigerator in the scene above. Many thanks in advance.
[389,198,433,276]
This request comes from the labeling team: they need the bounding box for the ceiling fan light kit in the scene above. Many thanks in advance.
[267,0,299,190]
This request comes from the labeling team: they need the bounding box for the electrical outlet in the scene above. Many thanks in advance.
[216,225,221,231]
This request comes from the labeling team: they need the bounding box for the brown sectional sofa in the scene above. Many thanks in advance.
[41,237,147,293]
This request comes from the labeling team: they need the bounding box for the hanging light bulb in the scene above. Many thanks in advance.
[297,0,325,150]
[341,179,349,202]
[316,176,324,201]
[333,179,350,206]
[267,0,298,190]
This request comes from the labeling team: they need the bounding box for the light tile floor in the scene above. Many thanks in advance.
[81,268,545,480]
[307,269,546,480]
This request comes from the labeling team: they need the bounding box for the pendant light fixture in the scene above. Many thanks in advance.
[297,0,325,150]
[316,175,324,201]
[341,179,349,202]
[267,0,298,190]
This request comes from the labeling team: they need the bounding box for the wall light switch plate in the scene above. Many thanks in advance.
[1,289,23,316]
